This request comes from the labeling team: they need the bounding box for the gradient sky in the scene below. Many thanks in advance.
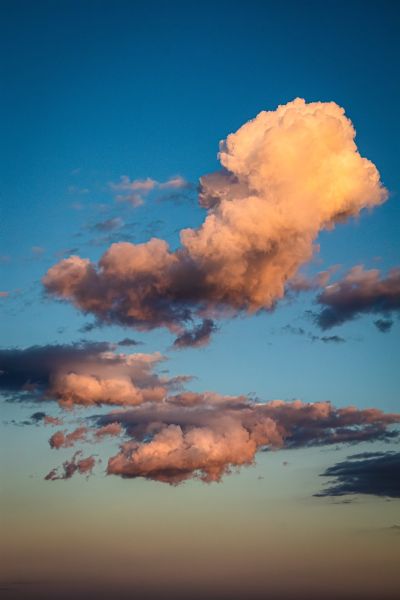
[1,1,399,599]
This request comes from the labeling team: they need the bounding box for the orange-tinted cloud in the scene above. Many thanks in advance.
[101,395,399,484]
[49,427,88,449]
[44,99,387,345]
[44,451,96,480]
[0,342,186,407]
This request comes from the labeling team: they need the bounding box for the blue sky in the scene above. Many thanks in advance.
[1,1,399,598]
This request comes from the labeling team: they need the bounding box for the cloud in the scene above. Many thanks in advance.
[115,193,144,207]
[281,325,345,344]
[44,99,387,345]
[5,355,397,485]
[94,422,122,438]
[117,337,142,347]
[49,427,88,449]
[315,451,400,498]
[31,246,45,256]
[97,396,399,484]
[315,266,400,330]
[68,185,90,195]
[110,176,157,193]
[49,422,122,448]
[173,319,217,349]
[92,217,124,232]
[4,411,63,427]
[45,451,96,480]
[159,176,188,190]
[374,318,394,333]
[287,268,337,292]
[110,175,188,206]
[44,415,63,425]
[0,342,185,407]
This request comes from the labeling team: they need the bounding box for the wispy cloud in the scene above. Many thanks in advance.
[281,324,346,344]
[92,217,124,232]
[109,175,189,206]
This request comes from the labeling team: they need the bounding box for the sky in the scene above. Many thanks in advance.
[1,1,399,599]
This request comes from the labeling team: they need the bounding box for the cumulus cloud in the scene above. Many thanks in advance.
[0,342,185,407]
[315,266,400,330]
[315,451,400,498]
[98,396,399,484]
[44,99,387,346]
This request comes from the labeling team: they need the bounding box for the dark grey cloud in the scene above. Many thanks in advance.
[79,322,101,333]
[173,319,217,349]
[316,451,400,498]
[117,338,142,347]
[315,266,400,331]
[319,335,345,344]
[92,217,124,233]
[374,318,393,333]
[281,325,345,344]
[0,342,111,394]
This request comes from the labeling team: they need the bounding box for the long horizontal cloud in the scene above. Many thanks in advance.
[43,99,387,345]
[0,342,189,407]
[315,266,400,331]
[11,370,396,484]
[315,451,400,498]
[96,395,400,484]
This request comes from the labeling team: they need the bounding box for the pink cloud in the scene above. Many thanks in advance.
[44,99,387,346]
[45,451,96,480]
